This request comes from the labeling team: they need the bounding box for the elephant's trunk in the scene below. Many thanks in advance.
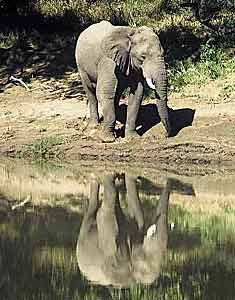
[145,58,171,137]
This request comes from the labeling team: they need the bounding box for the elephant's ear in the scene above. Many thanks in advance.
[102,28,133,76]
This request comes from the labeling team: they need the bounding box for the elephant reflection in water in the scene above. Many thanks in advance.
[76,173,174,287]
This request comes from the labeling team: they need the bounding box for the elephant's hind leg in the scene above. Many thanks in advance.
[97,174,119,256]
[79,175,100,241]
[79,69,99,127]
[96,61,118,143]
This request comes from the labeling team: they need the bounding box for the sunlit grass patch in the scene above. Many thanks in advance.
[169,41,235,91]
[20,136,64,159]
[0,31,19,49]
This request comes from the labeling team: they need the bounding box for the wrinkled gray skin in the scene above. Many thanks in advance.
[76,173,171,287]
[75,21,171,142]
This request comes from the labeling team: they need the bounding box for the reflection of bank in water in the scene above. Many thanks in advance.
[171,175,235,214]
[0,158,235,214]
[0,158,90,210]
[76,174,195,287]
[1,161,235,297]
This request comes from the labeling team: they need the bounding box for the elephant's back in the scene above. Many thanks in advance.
[75,21,113,68]
[79,21,113,41]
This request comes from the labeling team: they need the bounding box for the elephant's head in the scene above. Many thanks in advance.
[102,26,171,136]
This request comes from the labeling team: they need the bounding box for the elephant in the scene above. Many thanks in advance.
[75,21,171,142]
[76,172,172,287]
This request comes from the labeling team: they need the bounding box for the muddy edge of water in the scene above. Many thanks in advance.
[1,157,235,214]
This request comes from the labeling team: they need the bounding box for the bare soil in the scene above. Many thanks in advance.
[1,72,235,174]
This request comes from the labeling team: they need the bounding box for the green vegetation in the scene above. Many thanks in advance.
[169,40,235,90]
[19,136,64,159]
[0,31,19,49]
[0,0,234,95]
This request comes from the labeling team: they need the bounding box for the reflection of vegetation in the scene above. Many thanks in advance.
[165,204,235,298]
[169,204,235,245]
[31,159,64,173]
[0,208,82,300]
[165,247,235,300]
[1,194,235,299]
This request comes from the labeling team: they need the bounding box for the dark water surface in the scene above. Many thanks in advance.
[0,159,235,300]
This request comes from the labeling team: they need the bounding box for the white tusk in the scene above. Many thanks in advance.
[146,224,157,239]
[146,78,155,90]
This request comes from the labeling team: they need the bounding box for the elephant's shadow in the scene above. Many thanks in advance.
[116,103,195,138]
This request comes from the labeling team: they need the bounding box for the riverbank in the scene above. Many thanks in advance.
[1,72,235,174]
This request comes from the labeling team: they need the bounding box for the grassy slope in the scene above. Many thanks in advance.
[0,1,234,94]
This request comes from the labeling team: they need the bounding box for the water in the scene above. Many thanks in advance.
[0,159,235,300]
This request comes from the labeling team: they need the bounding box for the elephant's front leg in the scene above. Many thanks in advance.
[96,59,118,143]
[144,178,170,253]
[125,175,144,230]
[125,80,144,138]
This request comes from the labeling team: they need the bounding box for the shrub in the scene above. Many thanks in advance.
[169,40,235,90]
[20,136,64,159]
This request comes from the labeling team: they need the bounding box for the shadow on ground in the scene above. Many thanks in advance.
[116,103,195,138]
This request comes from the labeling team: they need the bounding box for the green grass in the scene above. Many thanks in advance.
[20,136,64,159]
[0,1,234,94]
[0,31,20,49]
[169,40,235,90]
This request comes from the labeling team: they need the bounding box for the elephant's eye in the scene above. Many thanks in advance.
[140,55,146,61]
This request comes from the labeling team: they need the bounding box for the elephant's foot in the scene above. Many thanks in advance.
[99,130,116,143]
[84,119,99,137]
[87,119,99,130]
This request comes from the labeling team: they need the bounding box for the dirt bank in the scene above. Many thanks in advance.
[0,72,235,174]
